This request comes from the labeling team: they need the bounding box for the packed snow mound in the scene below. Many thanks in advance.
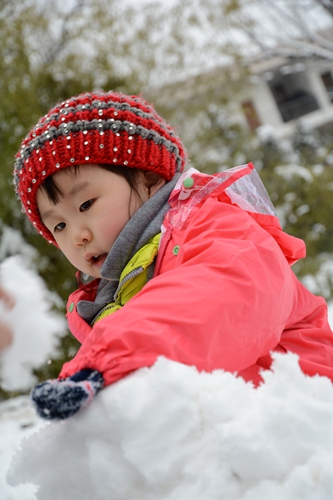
[0,255,67,391]
[8,354,333,500]
[0,396,41,500]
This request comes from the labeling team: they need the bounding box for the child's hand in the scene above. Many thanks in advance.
[0,286,15,309]
[0,285,15,350]
[0,321,13,350]
[31,369,104,420]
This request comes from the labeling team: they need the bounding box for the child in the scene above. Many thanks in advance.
[0,286,15,350]
[14,90,333,420]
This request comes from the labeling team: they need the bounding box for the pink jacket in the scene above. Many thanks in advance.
[59,163,333,386]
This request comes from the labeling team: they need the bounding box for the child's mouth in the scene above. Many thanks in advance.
[91,253,107,270]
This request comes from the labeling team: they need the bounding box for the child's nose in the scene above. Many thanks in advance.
[73,226,92,246]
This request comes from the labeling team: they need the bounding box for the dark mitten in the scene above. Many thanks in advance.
[31,369,104,420]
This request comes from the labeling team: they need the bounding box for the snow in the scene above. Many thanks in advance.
[1,256,333,499]
[0,396,41,500]
[302,259,333,301]
[3,354,333,500]
[256,124,278,143]
[0,255,67,392]
[274,164,314,183]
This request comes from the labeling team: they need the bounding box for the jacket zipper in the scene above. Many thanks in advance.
[90,266,144,326]
[112,266,145,301]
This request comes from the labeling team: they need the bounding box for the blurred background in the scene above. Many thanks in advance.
[1,0,333,397]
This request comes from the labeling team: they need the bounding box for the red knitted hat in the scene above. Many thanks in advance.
[14,90,186,244]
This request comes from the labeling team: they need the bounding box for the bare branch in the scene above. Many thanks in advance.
[233,0,333,63]
[42,0,88,66]
[315,0,333,17]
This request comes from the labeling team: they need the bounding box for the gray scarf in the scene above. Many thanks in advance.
[77,174,180,324]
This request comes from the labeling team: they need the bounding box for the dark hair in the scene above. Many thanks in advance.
[40,164,145,205]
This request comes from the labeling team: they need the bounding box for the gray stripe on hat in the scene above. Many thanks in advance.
[33,97,177,139]
[14,119,183,175]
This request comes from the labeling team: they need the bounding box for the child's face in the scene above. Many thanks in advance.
[36,165,150,278]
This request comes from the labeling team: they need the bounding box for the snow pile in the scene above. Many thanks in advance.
[7,353,333,500]
[0,255,67,391]
[0,396,41,500]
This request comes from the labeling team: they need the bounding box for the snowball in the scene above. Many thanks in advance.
[0,256,67,391]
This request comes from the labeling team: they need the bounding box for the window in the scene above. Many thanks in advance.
[267,71,319,122]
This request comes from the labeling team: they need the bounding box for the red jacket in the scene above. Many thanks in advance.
[59,163,333,386]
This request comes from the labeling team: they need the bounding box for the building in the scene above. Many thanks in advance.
[241,28,333,138]
[152,26,333,142]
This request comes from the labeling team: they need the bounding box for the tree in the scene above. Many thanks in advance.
[220,0,333,62]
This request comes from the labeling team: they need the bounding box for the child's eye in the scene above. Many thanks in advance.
[80,200,93,212]
[54,222,66,233]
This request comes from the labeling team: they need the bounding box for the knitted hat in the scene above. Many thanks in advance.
[13,90,186,244]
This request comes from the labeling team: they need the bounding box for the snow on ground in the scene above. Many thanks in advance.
[0,396,42,500]
[1,255,333,499]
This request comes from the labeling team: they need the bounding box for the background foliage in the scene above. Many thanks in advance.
[1,0,333,392]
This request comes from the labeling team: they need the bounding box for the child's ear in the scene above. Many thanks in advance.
[143,172,166,197]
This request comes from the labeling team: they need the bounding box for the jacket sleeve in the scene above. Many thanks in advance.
[59,199,297,385]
